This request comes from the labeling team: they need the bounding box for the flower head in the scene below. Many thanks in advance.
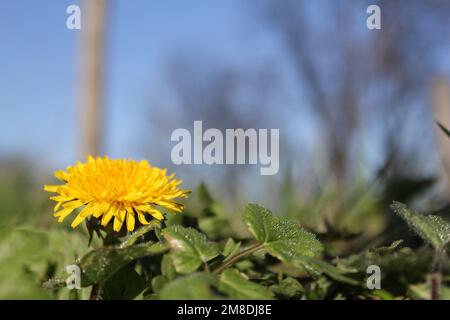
[44,156,190,232]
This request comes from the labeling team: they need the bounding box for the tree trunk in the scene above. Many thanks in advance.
[80,0,107,157]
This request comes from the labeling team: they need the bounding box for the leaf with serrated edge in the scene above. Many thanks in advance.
[79,242,167,286]
[244,204,322,259]
[391,201,450,249]
[270,277,304,298]
[162,225,220,273]
[244,204,358,285]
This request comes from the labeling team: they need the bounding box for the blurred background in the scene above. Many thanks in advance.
[1,0,450,298]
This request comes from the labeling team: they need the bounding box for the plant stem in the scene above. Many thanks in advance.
[430,245,445,300]
[430,273,441,300]
[90,283,100,300]
[89,226,117,300]
[213,243,265,275]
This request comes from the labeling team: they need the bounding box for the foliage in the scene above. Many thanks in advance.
[391,201,450,249]
[2,179,450,300]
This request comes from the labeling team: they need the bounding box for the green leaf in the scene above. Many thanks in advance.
[294,256,359,285]
[243,204,358,285]
[0,228,51,299]
[79,242,167,286]
[161,254,177,280]
[223,238,241,261]
[101,263,148,300]
[0,228,48,266]
[244,204,323,258]
[151,275,170,293]
[162,225,220,273]
[305,277,331,300]
[120,220,161,248]
[337,246,434,291]
[159,273,219,300]
[391,201,450,249]
[218,269,273,300]
[368,240,403,256]
[270,277,304,299]
[369,289,396,300]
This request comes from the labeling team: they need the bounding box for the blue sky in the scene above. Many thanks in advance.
[0,0,281,169]
[1,0,448,185]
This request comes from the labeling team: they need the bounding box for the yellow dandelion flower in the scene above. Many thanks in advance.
[44,156,190,232]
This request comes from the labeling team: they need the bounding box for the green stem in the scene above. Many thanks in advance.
[213,243,265,275]
[88,226,118,300]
